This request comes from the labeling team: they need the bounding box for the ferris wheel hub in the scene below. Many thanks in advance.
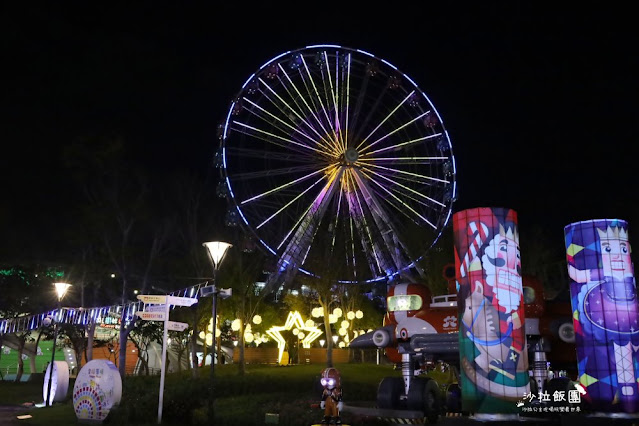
[344,148,359,164]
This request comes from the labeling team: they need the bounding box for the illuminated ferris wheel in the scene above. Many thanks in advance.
[218,45,456,287]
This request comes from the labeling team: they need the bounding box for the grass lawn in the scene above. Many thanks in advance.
[0,363,403,425]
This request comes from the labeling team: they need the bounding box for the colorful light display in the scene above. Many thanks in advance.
[564,219,639,413]
[453,207,530,413]
[73,359,122,422]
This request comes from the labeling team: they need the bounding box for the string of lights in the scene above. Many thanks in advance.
[0,281,209,334]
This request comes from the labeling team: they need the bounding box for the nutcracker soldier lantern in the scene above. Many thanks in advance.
[453,207,530,414]
[320,367,343,425]
[564,219,639,413]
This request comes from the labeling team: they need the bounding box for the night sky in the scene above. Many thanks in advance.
[2,4,637,262]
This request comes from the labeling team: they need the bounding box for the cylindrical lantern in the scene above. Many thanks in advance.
[454,207,529,413]
[564,219,639,413]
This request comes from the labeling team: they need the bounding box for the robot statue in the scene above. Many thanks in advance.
[319,367,343,425]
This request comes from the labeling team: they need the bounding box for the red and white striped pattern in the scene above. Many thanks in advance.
[459,221,489,278]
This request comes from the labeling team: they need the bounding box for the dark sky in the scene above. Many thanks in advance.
[2,4,637,261]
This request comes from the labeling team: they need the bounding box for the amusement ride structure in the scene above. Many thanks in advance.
[217,44,457,290]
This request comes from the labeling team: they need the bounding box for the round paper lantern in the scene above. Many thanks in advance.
[231,319,241,331]
[73,359,122,422]
[43,360,69,405]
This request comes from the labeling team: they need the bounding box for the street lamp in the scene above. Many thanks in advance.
[46,282,71,407]
[201,241,232,422]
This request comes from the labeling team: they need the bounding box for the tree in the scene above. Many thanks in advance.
[63,136,174,380]
[218,245,268,375]
[129,320,164,375]
[165,169,224,378]
[0,266,50,381]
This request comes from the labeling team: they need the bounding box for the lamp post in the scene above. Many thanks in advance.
[202,241,232,422]
[46,282,71,407]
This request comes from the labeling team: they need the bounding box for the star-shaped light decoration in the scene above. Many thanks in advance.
[266,311,322,364]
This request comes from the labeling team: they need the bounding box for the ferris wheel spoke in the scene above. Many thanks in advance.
[274,168,343,276]
[345,173,386,276]
[256,175,326,230]
[355,91,416,151]
[228,164,326,181]
[232,120,324,155]
[360,162,449,185]
[299,54,342,152]
[272,72,341,156]
[329,187,344,256]
[362,170,446,213]
[225,147,317,163]
[358,110,431,154]
[321,51,346,152]
[364,132,442,156]
[358,155,448,165]
[240,165,334,205]
[367,181,427,225]
[344,52,352,149]
[241,96,331,152]
[359,166,446,207]
[362,172,437,229]
[350,169,415,270]
[258,78,339,157]
[229,125,321,161]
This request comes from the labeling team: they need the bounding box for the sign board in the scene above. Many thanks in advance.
[137,311,166,321]
[167,296,198,307]
[137,295,166,304]
[167,321,188,332]
[144,304,167,313]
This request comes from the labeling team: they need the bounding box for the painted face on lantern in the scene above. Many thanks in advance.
[600,238,633,280]
[482,228,522,312]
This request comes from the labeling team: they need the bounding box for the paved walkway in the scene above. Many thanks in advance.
[0,405,32,425]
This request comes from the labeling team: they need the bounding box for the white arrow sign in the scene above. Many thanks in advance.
[144,304,166,313]
[167,321,188,332]
[137,311,166,321]
[167,296,198,307]
[137,295,166,304]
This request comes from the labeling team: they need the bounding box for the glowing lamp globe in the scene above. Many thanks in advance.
[202,241,232,268]
[356,310,363,319]
[253,315,262,325]
[54,283,72,300]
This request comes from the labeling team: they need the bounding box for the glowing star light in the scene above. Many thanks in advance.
[265,311,322,364]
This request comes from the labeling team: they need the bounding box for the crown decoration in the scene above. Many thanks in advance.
[597,225,629,241]
[498,223,519,243]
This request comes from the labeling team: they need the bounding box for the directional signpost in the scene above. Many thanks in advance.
[144,304,167,313]
[136,311,166,321]
[137,295,166,304]
[137,294,198,424]
[167,321,188,332]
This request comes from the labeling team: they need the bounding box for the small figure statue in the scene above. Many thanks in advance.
[319,367,343,425]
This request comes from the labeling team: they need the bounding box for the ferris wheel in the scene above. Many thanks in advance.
[218,45,456,287]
